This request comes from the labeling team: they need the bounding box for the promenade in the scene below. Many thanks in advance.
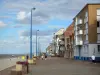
[0,57,100,75]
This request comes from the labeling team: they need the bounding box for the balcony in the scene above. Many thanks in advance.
[97,27,100,33]
[76,41,83,45]
[84,40,89,44]
[84,29,88,34]
[59,35,64,39]
[60,47,65,51]
[84,17,88,23]
[76,30,83,35]
[79,30,83,34]
[77,19,82,25]
[60,41,65,45]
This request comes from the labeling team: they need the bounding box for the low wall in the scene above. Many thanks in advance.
[0,57,22,71]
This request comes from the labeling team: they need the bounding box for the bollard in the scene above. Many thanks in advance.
[16,64,22,71]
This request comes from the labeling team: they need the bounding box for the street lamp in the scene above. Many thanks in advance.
[36,30,39,57]
[38,37,40,56]
[53,33,56,55]
[30,7,36,59]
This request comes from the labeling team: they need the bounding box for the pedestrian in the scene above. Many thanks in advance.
[91,54,96,64]
[41,55,44,60]
[45,54,47,60]
[26,55,29,73]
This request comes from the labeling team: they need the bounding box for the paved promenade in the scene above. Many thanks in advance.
[0,57,100,75]
[29,57,100,75]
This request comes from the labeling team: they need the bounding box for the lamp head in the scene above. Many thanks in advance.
[32,8,36,10]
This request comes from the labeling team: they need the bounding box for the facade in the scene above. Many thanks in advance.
[64,22,74,59]
[46,44,54,55]
[73,4,100,61]
[54,28,65,57]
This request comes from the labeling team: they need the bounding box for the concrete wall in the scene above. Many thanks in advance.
[74,44,100,61]
[89,44,100,57]
[0,57,21,71]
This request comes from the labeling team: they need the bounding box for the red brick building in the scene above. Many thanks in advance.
[64,22,74,59]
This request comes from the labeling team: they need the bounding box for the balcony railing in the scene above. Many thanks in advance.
[76,41,83,45]
[84,40,89,44]
[84,29,88,34]
[84,17,88,23]
[77,19,82,25]
[60,41,65,45]
[79,30,83,34]
[76,30,83,35]
[59,35,64,39]
[60,47,65,51]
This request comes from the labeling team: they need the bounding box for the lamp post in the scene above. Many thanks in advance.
[30,7,36,59]
[53,33,56,55]
[38,37,40,56]
[36,30,39,57]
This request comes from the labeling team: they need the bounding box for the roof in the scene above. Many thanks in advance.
[64,22,74,37]
[73,3,100,19]
[55,28,65,35]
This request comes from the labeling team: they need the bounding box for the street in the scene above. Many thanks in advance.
[28,57,100,75]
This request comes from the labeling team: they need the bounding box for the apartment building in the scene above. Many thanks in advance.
[46,43,54,55]
[73,3,100,62]
[64,22,74,59]
[54,28,65,57]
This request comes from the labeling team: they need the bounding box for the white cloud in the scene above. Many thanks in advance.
[1,0,100,25]
[0,21,6,28]
[17,11,26,20]
[19,29,57,37]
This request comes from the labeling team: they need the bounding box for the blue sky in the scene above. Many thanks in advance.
[0,0,100,54]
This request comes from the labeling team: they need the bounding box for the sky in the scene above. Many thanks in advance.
[0,0,100,54]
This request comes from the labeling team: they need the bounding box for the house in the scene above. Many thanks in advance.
[54,28,65,57]
[64,22,74,59]
[73,3,100,62]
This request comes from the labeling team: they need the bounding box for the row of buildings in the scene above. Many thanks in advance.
[46,3,100,62]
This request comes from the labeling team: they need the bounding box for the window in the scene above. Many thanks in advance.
[98,45,100,52]
[97,21,100,27]
[97,34,100,40]
[97,9,100,21]
[97,9,100,16]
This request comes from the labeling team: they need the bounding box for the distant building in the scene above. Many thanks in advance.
[54,28,65,57]
[64,22,74,59]
[73,3,100,61]
[46,43,55,55]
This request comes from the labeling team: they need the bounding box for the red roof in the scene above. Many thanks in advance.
[64,22,74,37]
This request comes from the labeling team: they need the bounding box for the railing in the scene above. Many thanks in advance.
[76,30,83,35]
[59,35,64,39]
[76,41,83,45]
[84,40,89,44]
[60,47,65,51]
[60,41,65,45]
[84,17,88,23]
[77,19,82,25]
[84,29,88,34]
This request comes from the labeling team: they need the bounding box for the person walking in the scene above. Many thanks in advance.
[45,54,47,60]
[91,54,96,64]
[41,55,44,60]
[26,55,29,73]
